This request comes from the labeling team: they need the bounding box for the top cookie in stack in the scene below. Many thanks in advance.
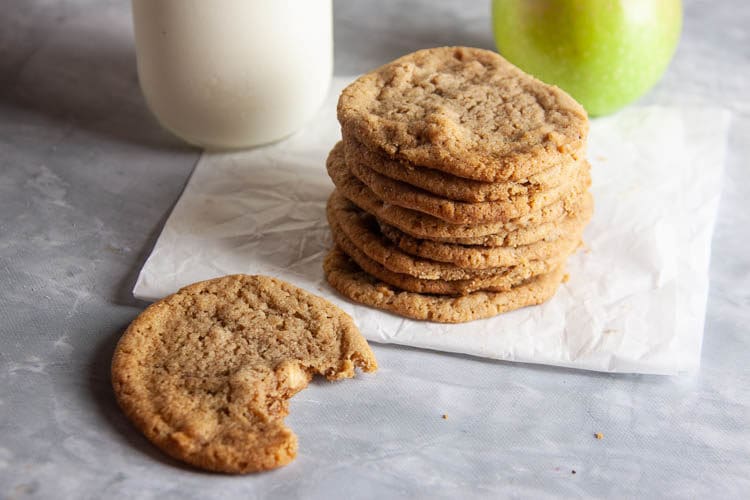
[323,47,592,324]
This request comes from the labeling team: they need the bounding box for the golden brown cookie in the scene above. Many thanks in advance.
[111,275,377,474]
[331,218,560,295]
[378,194,592,268]
[337,46,588,182]
[324,248,567,323]
[328,192,526,281]
[417,221,570,247]
[348,153,589,224]
[419,192,593,247]
[342,133,581,203]
[326,143,587,242]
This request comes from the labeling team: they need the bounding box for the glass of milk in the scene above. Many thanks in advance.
[131,0,332,149]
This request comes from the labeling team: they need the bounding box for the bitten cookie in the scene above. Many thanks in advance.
[112,275,377,474]
[337,46,588,182]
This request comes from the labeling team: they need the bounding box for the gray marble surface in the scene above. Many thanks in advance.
[1,0,748,498]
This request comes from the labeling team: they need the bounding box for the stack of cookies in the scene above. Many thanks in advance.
[323,47,592,323]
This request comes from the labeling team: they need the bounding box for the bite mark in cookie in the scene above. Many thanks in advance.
[112,275,377,473]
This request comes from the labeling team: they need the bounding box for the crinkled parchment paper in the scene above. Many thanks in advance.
[134,78,730,375]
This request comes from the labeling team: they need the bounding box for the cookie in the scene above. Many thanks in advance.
[324,248,567,323]
[378,194,592,268]
[327,192,516,280]
[337,46,588,183]
[343,133,580,203]
[419,192,593,247]
[417,221,569,247]
[331,219,559,295]
[326,142,586,241]
[111,275,377,474]
[348,153,590,224]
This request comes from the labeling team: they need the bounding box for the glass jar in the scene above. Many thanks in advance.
[131,0,333,149]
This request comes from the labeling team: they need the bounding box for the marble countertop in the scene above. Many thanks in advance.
[1,0,748,498]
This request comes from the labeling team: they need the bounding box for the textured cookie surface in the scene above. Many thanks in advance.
[422,192,593,247]
[348,153,588,224]
[111,275,377,474]
[331,219,559,295]
[327,143,586,242]
[328,192,528,281]
[417,219,571,247]
[324,248,567,323]
[378,193,592,268]
[343,134,580,203]
[337,46,588,182]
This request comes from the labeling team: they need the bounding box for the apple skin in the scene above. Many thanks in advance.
[492,0,682,116]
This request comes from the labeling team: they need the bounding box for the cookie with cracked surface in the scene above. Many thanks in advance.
[331,218,561,295]
[342,133,582,203]
[324,248,567,323]
[328,191,524,281]
[420,192,593,247]
[348,152,590,224]
[418,219,570,247]
[337,46,588,183]
[326,142,587,242]
[111,275,377,474]
[378,194,592,269]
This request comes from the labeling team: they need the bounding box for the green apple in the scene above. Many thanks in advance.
[492,0,682,116]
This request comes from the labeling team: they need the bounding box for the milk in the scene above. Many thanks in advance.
[131,0,333,149]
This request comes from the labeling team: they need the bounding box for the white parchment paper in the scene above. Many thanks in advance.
[133,78,730,375]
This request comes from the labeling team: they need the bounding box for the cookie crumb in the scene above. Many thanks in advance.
[441,414,448,420]
[562,273,570,283]
[594,432,603,440]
